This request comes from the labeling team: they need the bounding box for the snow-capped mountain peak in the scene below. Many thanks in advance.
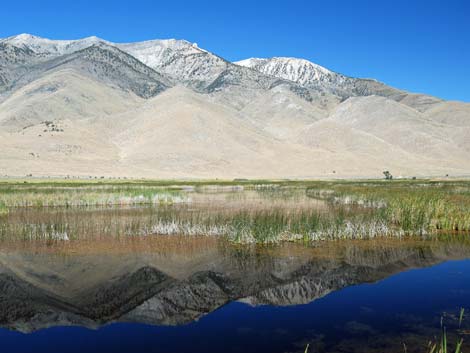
[235,56,343,86]
[116,39,228,85]
[0,33,404,102]
[117,38,207,68]
[0,33,108,55]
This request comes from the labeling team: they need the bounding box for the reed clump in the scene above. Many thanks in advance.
[0,201,8,216]
[139,209,394,244]
[425,308,465,353]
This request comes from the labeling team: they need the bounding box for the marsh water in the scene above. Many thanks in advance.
[1,187,470,353]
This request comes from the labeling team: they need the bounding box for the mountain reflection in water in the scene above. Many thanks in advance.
[1,235,470,353]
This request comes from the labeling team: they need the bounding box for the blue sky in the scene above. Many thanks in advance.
[1,0,469,101]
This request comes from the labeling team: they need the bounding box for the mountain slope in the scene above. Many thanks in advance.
[1,35,326,110]
[0,42,37,66]
[328,96,468,165]
[0,34,468,178]
[236,57,346,86]
[235,57,443,112]
[104,86,328,177]
[296,119,454,177]
[0,43,38,93]
[117,39,229,90]
[424,101,470,127]
[119,39,279,92]
[1,42,170,100]
[0,69,143,130]
[239,85,329,140]
[235,57,401,97]
[118,39,331,110]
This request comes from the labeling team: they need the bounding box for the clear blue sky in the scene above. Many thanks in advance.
[1,0,469,101]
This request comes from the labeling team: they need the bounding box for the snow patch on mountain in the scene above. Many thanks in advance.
[235,57,345,86]
[117,39,228,85]
[0,33,109,56]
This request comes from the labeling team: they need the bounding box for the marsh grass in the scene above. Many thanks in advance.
[307,180,470,236]
[427,310,466,353]
[0,185,189,209]
[0,205,394,244]
[0,179,469,243]
[0,201,8,216]
[459,308,465,328]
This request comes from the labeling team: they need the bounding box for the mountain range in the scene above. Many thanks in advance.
[0,34,469,179]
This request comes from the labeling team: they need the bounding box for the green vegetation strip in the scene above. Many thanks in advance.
[0,179,469,243]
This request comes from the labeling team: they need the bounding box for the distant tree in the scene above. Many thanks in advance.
[383,171,393,180]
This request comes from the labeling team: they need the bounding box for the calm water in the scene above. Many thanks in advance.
[1,198,470,353]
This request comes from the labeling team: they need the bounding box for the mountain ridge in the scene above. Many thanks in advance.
[0,33,468,179]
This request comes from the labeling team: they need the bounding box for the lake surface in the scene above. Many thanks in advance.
[1,189,469,353]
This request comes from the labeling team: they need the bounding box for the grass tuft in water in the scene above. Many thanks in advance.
[426,311,466,353]
[459,308,465,328]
